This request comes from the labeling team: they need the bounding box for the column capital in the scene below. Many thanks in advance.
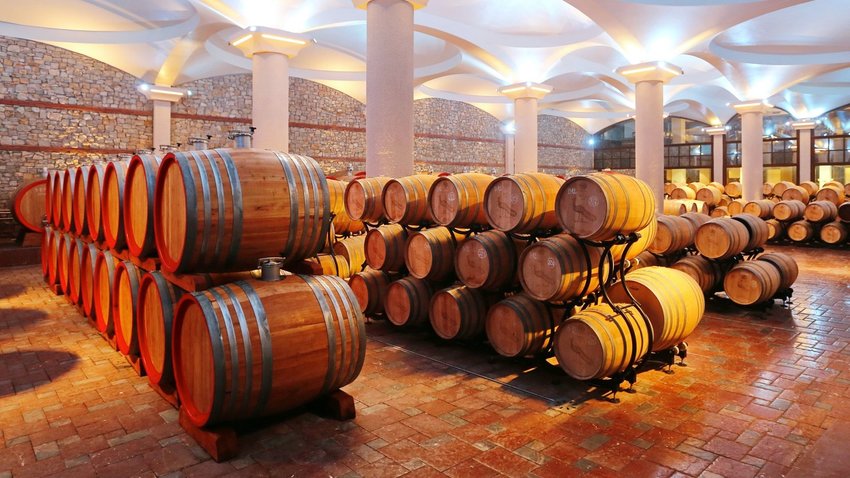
[704,126,727,136]
[498,82,552,101]
[791,119,816,131]
[616,61,682,84]
[230,27,311,58]
[137,84,189,103]
[732,100,771,115]
[354,0,428,10]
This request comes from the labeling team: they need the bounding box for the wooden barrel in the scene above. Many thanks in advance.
[609,266,704,351]
[102,160,130,250]
[429,285,497,341]
[455,230,526,290]
[45,170,57,226]
[405,227,465,281]
[804,200,838,223]
[384,277,434,327]
[799,181,819,197]
[66,237,85,304]
[731,214,769,251]
[663,200,687,216]
[758,252,798,290]
[664,182,683,196]
[680,212,709,233]
[669,186,696,200]
[57,233,73,294]
[695,186,722,206]
[554,303,649,380]
[649,215,695,255]
[825,180,844,190]
[839,202,850,223]
[743,200,774,219]
[762,182,775,197]
[485,294,557,358]
[484,173,563,233]
[61,169,75,232]
[344,176,390,223]
[717,194,732,207]
[845,183,850,198]
[80,243,99,318]
[289,254,351,279]
[687,182,706,193]
[710,206,729,218]
[154,150,331,273]
[556,172,655,241]
[816,185,844,206]
[725,182,742,198]
[10,179,47,232]
[349,268,391,315]
[679,199,710,215]
[428,173,493,227]
[382,175,437,225]
[765,219,784,241]
[113,261,143,356]
[708,182,726,194]
[787,220,815,242]
[518,233,601,302]
[694,218,749,259]
[820,220,848,245]
[41,226,52,280]
[327,179,365,235]
[610,216,657,262]
[364,224,407,272]
[671,255,723,294]
[780,186,810,204]
[773,200,806,221]
[172,275,365,427]
[124,153,163,258]
[727,198,747,215]
[93,251,117,334]
[51,170,64,228]
[772,181,796,197]
[46,229,62,285]
[137,271,183,389]
[86,163,107,242]
[630,250,664,271]
[333,234,366,275]
[72,166,91,235]
[724,260,781,305]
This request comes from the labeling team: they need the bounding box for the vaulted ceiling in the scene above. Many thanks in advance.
[3,0,849,133]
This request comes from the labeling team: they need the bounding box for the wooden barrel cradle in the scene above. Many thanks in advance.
[154,150,331,273]
[780,186,810,204]
[51,170,64,228]
[72,165,91,235]
[327,179,365,235]
[344,176,390,223]
[455,230,527,290]
[364,224,408,272]
[708,181,726,194]
[762,182,775,197]
[172,274,366,427]
[137,271,183,389]
[664,182,683,196]
[11,179,47,232]
[429,285,499,341]
[103,160,130,250]
[554,303,649,381]
[816,185,844,206]
[485,294,558,358]
[772,181,796,197]
[93,250,117,335]
[758,252,799,290]
[427,173,493,228]
[80,243,98,318]
[787,220,815,242]
[725,181,742,198]
[348,268,392,315]
[724,260,781,306]
[124,153,163,258]
[727,198,747,215]
[86,163,107,242]
[694,218,749,260]
[61,169,76,232]
[711,206,729,218]
[609,266,705,351]
[382,175,437,225]
[58,233,73,294]
[773,200,806,221]
[384,277,434,327]
[731,214,769,251]
[649,215,695,255]
[765,219,784,241]
[485,173,564,233]
[289,254,351,279]
[799,181,819,197]
[671,255,723,294]
[663,200,687,216]
[743,200,774,219]
[695,186,722,206]
[669,186,696,200]
[112,261,143,356]
[67,237,85,304]
[804,200,838,223]
[610,216,657,262]
[518,233,602,302]
[405,227,466,281]
[556,172,655,241]
[820,220,849,245]
[332,234,366,275]
[839,202,850,223]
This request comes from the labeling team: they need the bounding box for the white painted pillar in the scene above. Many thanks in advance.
[138,85,188,149]
[706,126,726,183]
[498,82,552,174]
[793,120,815,183]
[733,101,770,201]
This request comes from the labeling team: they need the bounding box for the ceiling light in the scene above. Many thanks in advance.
[148,88,185,97]
[260,33,307,45]
[231,34,253,47]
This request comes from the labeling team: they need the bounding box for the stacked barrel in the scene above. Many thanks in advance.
[42,148,366,429]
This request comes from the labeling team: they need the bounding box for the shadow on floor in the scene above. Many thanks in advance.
[0,283,27,300]
[0,349,79,397]
[0,307,48,332]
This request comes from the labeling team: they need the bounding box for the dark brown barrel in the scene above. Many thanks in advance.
[382,175,438,225]
[86,163,107,242]
[758,252,798,290]
[72,166,91,235]
[327,179,365,234]
[727,198,747,215]
[429,285,498,341]
[670,186,696,200]
[724,260,781,305]
[61,169,75,231]
[725,182,742,198]
[344,176,390,223]
[799,181,819,197]
[695,186,722,206]
[172,275,365,427]
[694,218,749,259]
[765,219,784,241]
[649,215,695,255]
[772,181,796,197]
[332,235,366,275]
[518,233,601,302]
[11,179,47,233]
[671,255,723,294]
[384,277,434,327]
[364,224,407,272]
[405,227,465,281]
[815,185,844,206]
[780,186,810,204]
[155,150,331,273]
[773,200,806,221]
[485,173,564,233]
[485,294,557,358]
[138,271,183,389]
[80,243,99,318]
[51,170,64,228]
[67,237,85,304]
[804,200,838,223]
[349,268,392,316]
[730,214,769,251]
[124,153,163,258]
[787,220,815,242]
[743,200,774,219]
[58,233,73,294]
[454,230,526,290]
[838,202,850,223]
[103,160,130,250]
[113,261,143,356]
[289,254,351,279]
[93,250,117,334]
[820,220,848,245]
[428,173,493,228]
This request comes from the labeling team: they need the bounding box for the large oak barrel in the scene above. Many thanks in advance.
[554,303,649,380]
[124,153,162,258]
[820,221,848,245]
[51,170,64,228]
[173,274,365,427]
[382,175,437,225]
[454,230,526,290]
[773,200,806,221]
[485,294,557,358]
[731,214,769,251]
[93,251,117,334]
[384,277,434,327]
[72,166,91,235]
[780,186,810,204]
[669,186,696,200]
[86,163,107,242]
[485,173,564,233]
[648,215,695,255]
[364,224,408,272]
[772,181,796,197]
[758,252,798,290]
[80,243,99,318]
[671,255,723,294]
[348,268,392,316]
[11,179,47,232]
[427,173,493,228]
[112,261,143,356]
[838,202,850,223]
[556,172,655,241]
[344,177,390,223]
[787,220,815,242]
[694,218,749,259]
[429,285,497,341]
[103,160,130,250]
[725,182,742,198]
[289,254,351,279]
[765,219,784,241]
[333,235,366,275]
[155,150,331,273]
[66,237,85,304]
[518,234,601,302]
[724,260,781,305]
[327,179,365,235]
[57,233,73,294]
[405,227,465,281]
[815,185,844,206]
[608,266,705,351]
[743,200,774,219]
[799,181,819,197]
[663,200,687,216]
[61,169,75,232]
[727,198,747,215]
[804,200,838,223]
[695,186,722,206]
[137,271,183,389]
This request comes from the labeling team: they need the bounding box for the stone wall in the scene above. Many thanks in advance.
[537,115,594,176]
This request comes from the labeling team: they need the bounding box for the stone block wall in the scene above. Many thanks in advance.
[538,115,594,176]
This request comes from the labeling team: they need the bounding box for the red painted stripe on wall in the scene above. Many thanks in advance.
[0,98,151,116]
[0,144,135,155]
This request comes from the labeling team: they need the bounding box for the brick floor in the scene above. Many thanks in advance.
[1,244,849,476]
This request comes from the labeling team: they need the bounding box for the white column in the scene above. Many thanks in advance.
[705,126,726,183]
[355,0,427,177]
[733,101,770,201]
[500,122,516,174]
[498,82,552,174]
[793,120,816,183]
[138,85,188,149]
[617,62,682,213]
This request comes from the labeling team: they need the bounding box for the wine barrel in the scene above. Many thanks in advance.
[799,181,819,197]
[429,285,497,341]
[839,202,850,223]
[724,260,781,306]
[556,172,655,241]
[428,173,493,228]
[289,254,351,279]
[743,200,774,219]
[455,230,527,290]
[825,180,844,190]
[46,229,62,286]
[124,153,163,258]
[649,215,695,255]
[758,252,798,290]
[725,182,742,198]
[66,237,85,304]
[663,200,687,216]
[45,170,57,226]
[518,233,601,302]
[364,224,407,272]
[679,199,710,215]
[113,261,143,356]
[610,216,658,262]
[102,161,130,250]
[154,150,331,273]
[384,277,434,327]
[51,170,64,228]
[173,275,365,427]
[695,186,722,206]
[687,182,706,193]
[630,250,665,271]
[694,218,749,260]
[61,169,75,232]
[816,185,844,206]
[93,251,117,334]
[10,179,47,232]
[57,233,73,294]
[609,266,705,351]
[820,220,848,245]
[671,255,723,294]
[787,220,815,242]
[772,181,796,197]
[554,303,649,380]
[765,219,784,241]
[773,200,806,221]
[804,200,838,223]
[485,294,557,358]
[327,179,365,235]
[762,182,775,197]
[710,206,729,218]
[727,198,747,215]
[730,214,769,251]
[86,163,107,242]
[680,212,709,232]
[708,182,726,194]
[382,175,437,225]
[80,243,99,318]
[349,268,391,316]
[780,186,810,204]
[664,182,683,196]
[405,227,465,281]
[41,226,52,280]
[72,166,91,235]
[484,173,563,233]
[137,271,183,389]
[845,183,850,198]
[669,186,696,200]
[344,176,390,223]
[717,194,732,207]
[333,234,367,275]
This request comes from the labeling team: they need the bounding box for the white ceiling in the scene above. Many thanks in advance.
[2,0,850,133]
